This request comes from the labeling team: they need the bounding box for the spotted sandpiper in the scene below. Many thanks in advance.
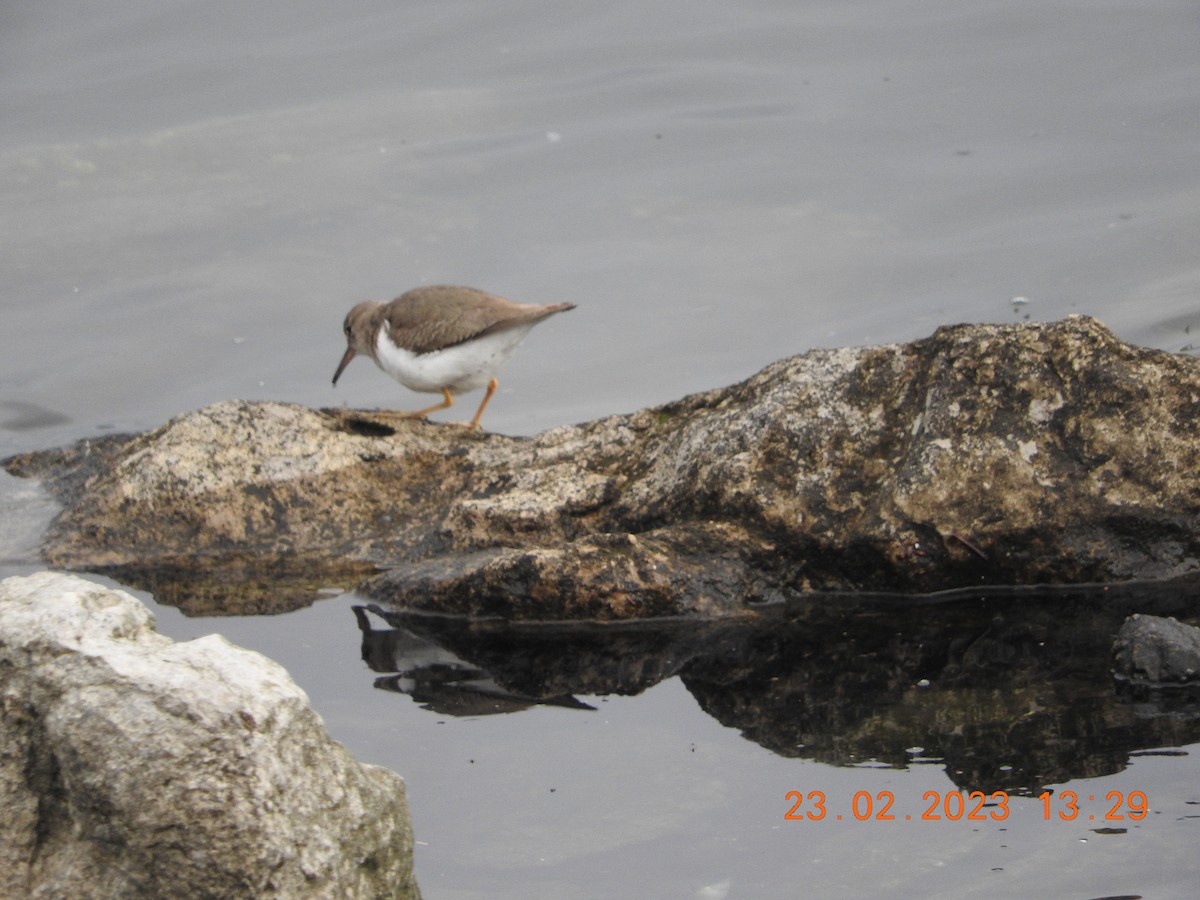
[332,285,575,429]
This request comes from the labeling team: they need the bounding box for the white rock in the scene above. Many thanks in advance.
[0,572,419,899]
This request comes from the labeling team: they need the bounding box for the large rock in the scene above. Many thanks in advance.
[6,316,1200,617]
[0,572,420,899]
[1113,613,1200,685]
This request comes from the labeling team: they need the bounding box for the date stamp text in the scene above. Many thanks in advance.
[783,789,1148,822]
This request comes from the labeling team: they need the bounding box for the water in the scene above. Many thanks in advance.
[3,1,1200,896]
[137,589,1200,899]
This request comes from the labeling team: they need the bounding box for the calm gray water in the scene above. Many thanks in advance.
[3,1,1200,897]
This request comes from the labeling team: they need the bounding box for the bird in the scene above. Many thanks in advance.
[332,284,575,429]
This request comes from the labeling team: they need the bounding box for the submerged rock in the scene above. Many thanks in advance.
[5,316,1200,618]
[1113,613,1200,685]
[0,572,420,899]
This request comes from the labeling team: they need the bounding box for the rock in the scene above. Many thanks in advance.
[5,316,1200,618]
[0,572,420,900]
[1113,613,1200,685]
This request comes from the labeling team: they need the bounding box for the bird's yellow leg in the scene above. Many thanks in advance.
[463,378,498,430]
[381,388,454,420]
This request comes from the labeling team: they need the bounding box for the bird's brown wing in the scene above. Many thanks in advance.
[385,285,574,354]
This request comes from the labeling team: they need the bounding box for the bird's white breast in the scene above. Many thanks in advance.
[373,323,538,394]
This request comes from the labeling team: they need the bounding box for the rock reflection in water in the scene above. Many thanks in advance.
[354,606,594,716]
[355,580,1200,795]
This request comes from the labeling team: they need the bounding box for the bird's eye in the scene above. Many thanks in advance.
[343,322,351,336]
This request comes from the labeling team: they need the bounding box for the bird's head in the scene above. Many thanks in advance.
[332,301,383,385]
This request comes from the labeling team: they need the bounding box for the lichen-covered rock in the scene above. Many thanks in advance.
[0,572,420,899]
[1113,613,1200,685]
[6,316,1200,618]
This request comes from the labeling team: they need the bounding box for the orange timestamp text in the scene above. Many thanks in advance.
[784,789,1149,822]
